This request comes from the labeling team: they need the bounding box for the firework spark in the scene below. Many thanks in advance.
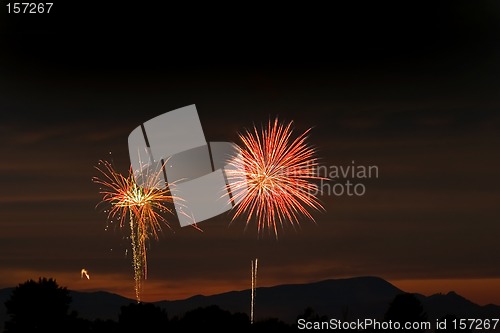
[81,268,90,280]
[93,160,175,301]
[226,118,324,237]
[251,258,258,324]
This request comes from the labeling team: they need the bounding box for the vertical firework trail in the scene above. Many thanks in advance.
[93,160,175,301]
[226,117,325,237]
[251,258,258,324]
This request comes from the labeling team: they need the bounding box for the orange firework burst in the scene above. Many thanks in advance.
[226,118,324,237]
[93,160,175,301]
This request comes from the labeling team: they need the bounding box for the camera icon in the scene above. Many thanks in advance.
[128,105,247,227]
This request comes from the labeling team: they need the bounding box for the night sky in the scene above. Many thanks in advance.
[1,2,500,305]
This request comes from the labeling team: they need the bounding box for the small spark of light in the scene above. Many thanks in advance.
[81,268,90,280]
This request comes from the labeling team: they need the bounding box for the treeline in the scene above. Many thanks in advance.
[3,277,470,332]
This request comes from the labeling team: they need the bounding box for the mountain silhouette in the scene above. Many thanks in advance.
[156,276,404,323]
[1,276,499,327]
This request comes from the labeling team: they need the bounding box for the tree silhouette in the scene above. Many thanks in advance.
[175,305,250,330]
[4,277,74,332]
[252,317,292,331]
[384,293,428,332]
[292,306,330,330]
[118,302,169,331]
[296,307,329,322]
[91,318,119,333]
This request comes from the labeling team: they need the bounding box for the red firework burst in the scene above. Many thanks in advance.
[226,117,324,237]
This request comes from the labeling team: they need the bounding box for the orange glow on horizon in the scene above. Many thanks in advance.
[2,270,499,307]
[72,276,500,306]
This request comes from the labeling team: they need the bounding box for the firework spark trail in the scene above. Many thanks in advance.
[226,118,325,237]
[81,269,90,280]
[93,160,175,301]
[251,258,258,324]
